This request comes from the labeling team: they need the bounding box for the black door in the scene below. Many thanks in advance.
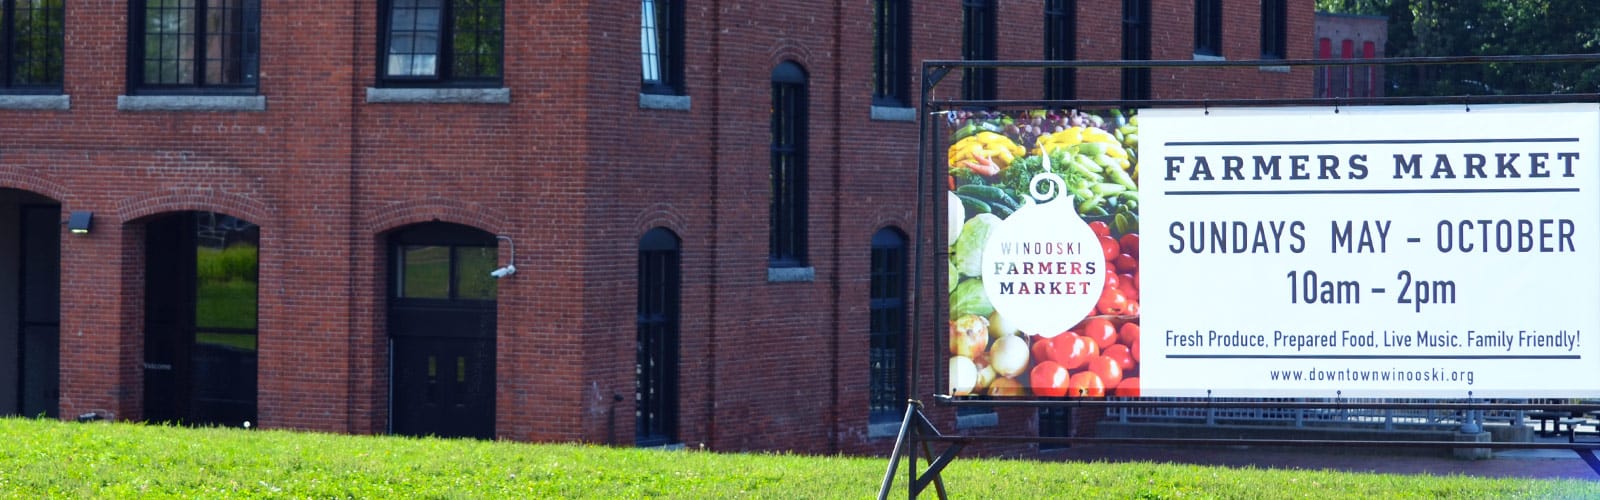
[18,205,60,418]
[144,212,259,426]
[388,223,497,439]
[636,228,679,446]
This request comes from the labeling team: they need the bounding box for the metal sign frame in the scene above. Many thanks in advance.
[883,54,1600,500]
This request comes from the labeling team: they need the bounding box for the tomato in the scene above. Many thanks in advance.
[1031,336,1055,364]
[1114,377,1140,397]
[1118,322,1141,346]
[1050,333,1094,370]
[1123,300,1140,316]
[1102,344,1135,373]
[1115,253,1139,273]
[1104,272,1120,290]
[1089,220,1111,238]
[1067,371,1106,397]
[1118,280,1139,302]
[1030,361,1070,397]
[1131,338,1141,362]
[1119,233,1139,258]
[1082,317,1118,350]
[1088,355,1124,388]
[1098,235,1120,261]
[1097,288,1130,316]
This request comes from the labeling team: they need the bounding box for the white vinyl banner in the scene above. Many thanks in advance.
[1138,103,1600,398]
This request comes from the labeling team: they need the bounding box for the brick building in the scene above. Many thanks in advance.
[0,1,1310,455]
[1314,12,1388,98]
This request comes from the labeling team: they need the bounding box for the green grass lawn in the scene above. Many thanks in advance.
[0,417,1593,498]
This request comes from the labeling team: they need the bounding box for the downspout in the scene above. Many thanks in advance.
[827,0,843,454]
[347,0,363,435]
[706,0,722,449]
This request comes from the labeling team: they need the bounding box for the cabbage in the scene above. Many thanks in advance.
[950,278,993,320]
[947,191,965,247]
[952,213,999,278]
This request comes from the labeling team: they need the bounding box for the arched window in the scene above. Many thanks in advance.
[869,228,907,423]
[770,61,808,267]
[637,227,680,446]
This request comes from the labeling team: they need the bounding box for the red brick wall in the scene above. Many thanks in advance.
[0,0,1310,457]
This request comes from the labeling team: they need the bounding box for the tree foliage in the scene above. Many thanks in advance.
[1317,0,1600,95]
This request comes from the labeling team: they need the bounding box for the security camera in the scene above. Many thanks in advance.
[489,264,517,279]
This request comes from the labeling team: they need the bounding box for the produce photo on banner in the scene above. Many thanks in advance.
[947,109,1142,399]
[946,102,1600,401]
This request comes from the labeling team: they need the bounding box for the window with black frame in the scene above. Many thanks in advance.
[1193,0,1222,57]
[636,228,680,447]
[872,0,908,107]
[1043,0,1075,101]
[1038,407,1072,450]
[1121,0,1150,101]
[770,61,808,268]
[379,0,503,87]
[0,0,64,92]
[869,228,908,423]
[640,0,683,95]
[129,0,259,92]
[961,0,995,101]
[1260,0,1287,59]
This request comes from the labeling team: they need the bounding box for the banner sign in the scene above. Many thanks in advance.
[945,103,1600,399]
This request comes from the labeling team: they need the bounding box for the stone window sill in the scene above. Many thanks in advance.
[366,87,511,105]
[871,106,916,122]
[767,266,816,283]
[868,421,902,439]
[118,95,266,112]
[0,95,69,111]
[640,93,690,111]
[955,411,998,429]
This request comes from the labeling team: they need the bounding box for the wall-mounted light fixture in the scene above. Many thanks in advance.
[490,235,517,279]
[66,211,93,234]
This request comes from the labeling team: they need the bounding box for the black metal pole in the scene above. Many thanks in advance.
[877,404,919,500]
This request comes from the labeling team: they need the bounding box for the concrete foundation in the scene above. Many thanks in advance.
[1452,431,1493,460]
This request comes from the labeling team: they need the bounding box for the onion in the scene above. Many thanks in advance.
[989,335,1030,378]
[949,356,978,396]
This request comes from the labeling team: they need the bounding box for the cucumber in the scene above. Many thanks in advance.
[956,184,1020,210]
[949,123,979,142]
[957,194,992,216]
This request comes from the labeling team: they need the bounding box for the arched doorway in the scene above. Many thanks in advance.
[0,189,59,418]
[636,227,679,446]
[143,211,259,426]
[387,222,497,439]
